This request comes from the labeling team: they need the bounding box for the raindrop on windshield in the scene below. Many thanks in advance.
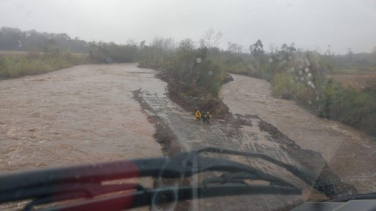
[208,71,213,76]
[305,59,311,66]
[196,57,202,63]
[106,57,112,63]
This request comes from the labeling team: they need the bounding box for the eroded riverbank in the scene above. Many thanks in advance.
[221,74,376,193]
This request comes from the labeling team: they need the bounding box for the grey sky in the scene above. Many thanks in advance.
[1,0,375,54]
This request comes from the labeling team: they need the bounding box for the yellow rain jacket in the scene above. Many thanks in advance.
[195,110,202,120]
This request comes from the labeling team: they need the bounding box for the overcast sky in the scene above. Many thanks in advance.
[1,0,375,54]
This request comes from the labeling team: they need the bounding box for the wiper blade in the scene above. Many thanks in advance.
[29,185,301,211]
[0,147,333,210]
[0,156,294,204]
[327,192,376,202]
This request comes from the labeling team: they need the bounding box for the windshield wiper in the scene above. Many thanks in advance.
[326,192,376,202]
[0,147,335,210]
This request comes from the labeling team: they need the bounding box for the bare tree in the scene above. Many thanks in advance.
[227,42,243,53]
[199,28,223,49]
[126,39,137,46]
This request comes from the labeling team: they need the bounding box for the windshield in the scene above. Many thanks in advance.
[0,0,375,210]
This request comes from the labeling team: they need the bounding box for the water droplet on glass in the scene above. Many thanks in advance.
[268,58,273,63]
[307,73,312,78]
[208,71,213,76]
[305,68,309,73]
[196,57,202,63]
[305,59,311,66]
[300,77,304,81]
[106,57,112,63]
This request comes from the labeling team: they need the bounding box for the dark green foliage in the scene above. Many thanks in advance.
[88,42,138,63]
[139,38,228,115]
[0,27,88,53]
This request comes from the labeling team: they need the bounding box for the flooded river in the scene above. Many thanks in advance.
[0,63,164,171]
[1,64,375,210]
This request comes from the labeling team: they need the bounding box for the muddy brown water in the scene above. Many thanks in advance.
[0,64,164,210]
[0,64,164,172]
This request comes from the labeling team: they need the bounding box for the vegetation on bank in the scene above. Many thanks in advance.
[138,35,230,116]
[245,43,376,137]
[88,41,139,63]
[0,52,89,78]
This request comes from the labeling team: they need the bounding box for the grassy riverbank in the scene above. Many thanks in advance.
[0,52,89,78]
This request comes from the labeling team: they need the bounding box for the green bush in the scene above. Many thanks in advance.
[88,42,138,63]
[271,72,298,99]
[317,81,376,135]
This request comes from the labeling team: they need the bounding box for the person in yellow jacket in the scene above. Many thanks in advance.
[195,110,202,121]
[203,111,211,124]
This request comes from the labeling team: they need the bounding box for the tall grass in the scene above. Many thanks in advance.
[0,53,89,78]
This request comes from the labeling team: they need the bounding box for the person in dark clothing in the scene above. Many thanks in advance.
[203,111,211,124]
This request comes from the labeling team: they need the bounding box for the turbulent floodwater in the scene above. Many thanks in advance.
[0,64,164,172]
[221,74,376,193]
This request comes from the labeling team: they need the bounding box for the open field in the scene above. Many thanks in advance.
[330,69,376,90]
